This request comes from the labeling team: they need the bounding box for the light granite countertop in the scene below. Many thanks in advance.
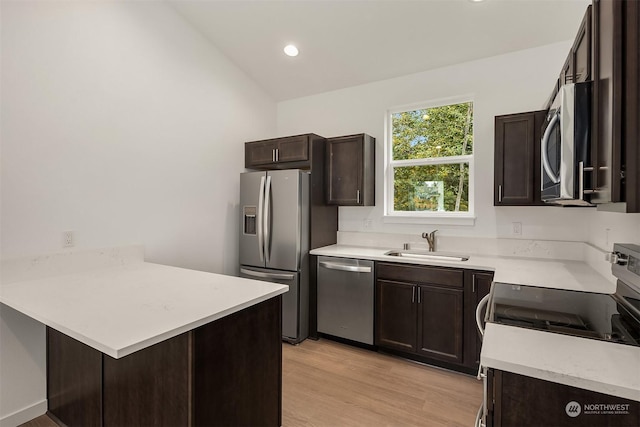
[310,244,638,401]
[310,244,615,292]
[0,261,288,358]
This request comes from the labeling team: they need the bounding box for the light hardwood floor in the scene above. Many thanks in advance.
[21,338,482,427]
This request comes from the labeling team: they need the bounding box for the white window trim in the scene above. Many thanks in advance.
[384,96,475,225]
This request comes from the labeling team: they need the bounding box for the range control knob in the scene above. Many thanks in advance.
[608,252,629,266]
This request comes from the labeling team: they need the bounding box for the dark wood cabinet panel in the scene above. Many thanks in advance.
[375,262,475,373]
[375,279,417,353]
[416,285,463,363]
[47,297,282,427]
[490,369,640,427]
[494,111,546,206]
[574,7,592,83]
[377,262,463,288]
[275,134,309,163]
[194,297,282,427]
[47,328,102,427]
[245,133,318,169]
[103,333,190,427]
[245,140,279,167]
[325,133,375,206]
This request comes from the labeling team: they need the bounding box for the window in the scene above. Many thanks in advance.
[385,99,474,220]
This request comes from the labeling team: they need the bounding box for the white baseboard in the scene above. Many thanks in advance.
[0,400,47,427]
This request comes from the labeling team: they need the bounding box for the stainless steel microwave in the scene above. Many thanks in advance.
[540,81,593,206]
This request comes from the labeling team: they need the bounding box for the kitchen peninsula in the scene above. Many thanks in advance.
[0,248,287,427]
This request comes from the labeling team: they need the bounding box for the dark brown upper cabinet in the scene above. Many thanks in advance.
[591,0,639,212]
[325,134,375,206]
[561,6,592,86]
[494,111,547,206]
[245,133,324,170]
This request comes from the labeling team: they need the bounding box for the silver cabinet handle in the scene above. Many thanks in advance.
[412,286,416,303]
[498,185,502,203]
[541,111,560,184]
[472,273,476,293]
[275,148,279,162]
[417,286,421,304]
[272,149,275,162]
[240,268,295,280]
[476,293,491,337]
[357,189,361,204]
[318,261,372,273]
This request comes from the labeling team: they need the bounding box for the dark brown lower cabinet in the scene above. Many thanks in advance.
[47,297,282,427]
[416,284,463,363]
[488,369,640,427]
[375,262,465,368]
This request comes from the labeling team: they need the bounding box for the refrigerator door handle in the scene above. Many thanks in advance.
[257,176,265,263]
[240,268,295,281]
[264,175,272,263]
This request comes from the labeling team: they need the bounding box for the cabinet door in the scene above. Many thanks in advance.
[573,6,592,83]
[245,140,278,167]
[276,135,309,163]
[325,134,375,206]
[493,370,640,427]
[416,285,463,364]
[326,135,362,205]
[375,280,417,353]
[494,111,546,206]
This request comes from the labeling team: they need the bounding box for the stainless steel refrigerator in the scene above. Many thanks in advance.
[239,169,309,343]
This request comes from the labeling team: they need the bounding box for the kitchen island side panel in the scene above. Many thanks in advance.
[103,332,191,426]
[46,296,282,427]
[193,296,282,427]
[47,327,102,427]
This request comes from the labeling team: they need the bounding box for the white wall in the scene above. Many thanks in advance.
[0,2,275,424]
[277,42,593,242]
[587,211,640,251]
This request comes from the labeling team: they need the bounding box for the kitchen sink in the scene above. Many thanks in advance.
[384,250,469,262]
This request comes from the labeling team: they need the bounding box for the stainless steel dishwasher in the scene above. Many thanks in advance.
[317,256,374,345]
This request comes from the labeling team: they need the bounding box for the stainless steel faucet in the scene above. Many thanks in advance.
[422,230,438,252]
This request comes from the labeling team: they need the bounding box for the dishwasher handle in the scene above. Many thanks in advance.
[318,261,372,273]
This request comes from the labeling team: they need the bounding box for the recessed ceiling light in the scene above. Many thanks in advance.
[469,0,484,2]
[284,44,299,57]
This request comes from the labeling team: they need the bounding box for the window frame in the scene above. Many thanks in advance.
[384,96,476,224]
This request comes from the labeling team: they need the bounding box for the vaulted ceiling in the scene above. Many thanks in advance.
[169,0,591,101]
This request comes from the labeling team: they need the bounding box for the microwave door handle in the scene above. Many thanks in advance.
[257,176,265,263]
[541,111,561,184]
[264,175,272,263]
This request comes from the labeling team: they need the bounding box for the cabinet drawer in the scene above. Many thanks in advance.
[376,262,463,288]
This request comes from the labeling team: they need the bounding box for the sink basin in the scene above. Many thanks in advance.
[384,250,469,262]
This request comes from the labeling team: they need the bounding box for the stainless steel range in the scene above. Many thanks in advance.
[486,243,640,346]
[474,243,640,427]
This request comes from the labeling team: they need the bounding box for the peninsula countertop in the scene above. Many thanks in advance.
[0,261,288,358]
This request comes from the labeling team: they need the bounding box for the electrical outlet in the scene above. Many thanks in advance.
[512,222,522,236]
[63,231,74,247]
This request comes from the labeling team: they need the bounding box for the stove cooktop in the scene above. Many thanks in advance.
[488,283,640,346]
